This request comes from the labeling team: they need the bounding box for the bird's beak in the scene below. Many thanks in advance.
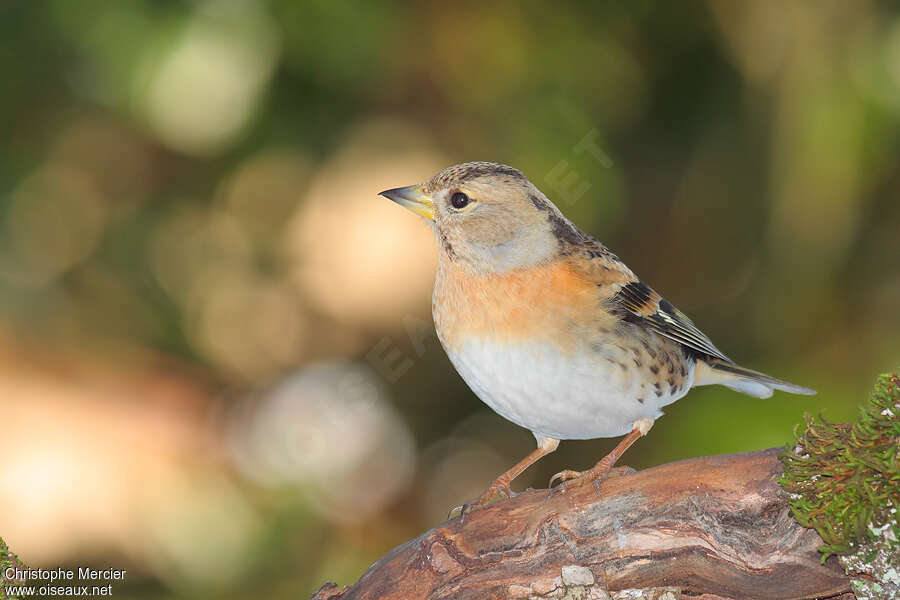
[379,184,434,221]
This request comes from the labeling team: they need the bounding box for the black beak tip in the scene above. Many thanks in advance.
[378,187,399,200]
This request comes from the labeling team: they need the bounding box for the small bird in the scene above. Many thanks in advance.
[380,162,815,508]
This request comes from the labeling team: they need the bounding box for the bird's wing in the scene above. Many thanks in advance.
[572,237,732,363]
[611,279,731,362]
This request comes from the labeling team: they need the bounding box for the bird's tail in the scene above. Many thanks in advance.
[693,359,816,398]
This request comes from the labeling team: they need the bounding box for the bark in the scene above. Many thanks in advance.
[312,449,852,600]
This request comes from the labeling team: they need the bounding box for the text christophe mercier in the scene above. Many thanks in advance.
[4,567,126,595]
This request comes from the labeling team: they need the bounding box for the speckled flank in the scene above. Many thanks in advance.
[618,326,693,407]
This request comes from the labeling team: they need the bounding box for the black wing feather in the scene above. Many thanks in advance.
[614,281,731,363]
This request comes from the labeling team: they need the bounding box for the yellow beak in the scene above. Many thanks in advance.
[379,184,434,221]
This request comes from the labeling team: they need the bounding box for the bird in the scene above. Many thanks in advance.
[379,161,815,508]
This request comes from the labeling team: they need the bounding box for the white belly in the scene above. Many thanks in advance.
[444,337,693,441]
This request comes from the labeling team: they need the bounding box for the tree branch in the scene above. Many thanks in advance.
[312,449,851,600]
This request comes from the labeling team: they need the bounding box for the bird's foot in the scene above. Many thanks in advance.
[548,461,634,497]
[548,469,587,488]
[448,482,516,521]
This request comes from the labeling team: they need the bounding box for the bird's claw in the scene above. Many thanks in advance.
[448,483,515,521]
[548,469,584,489]
[447,503,466,520]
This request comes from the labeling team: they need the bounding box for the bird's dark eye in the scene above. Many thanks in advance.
[450,192,470,209]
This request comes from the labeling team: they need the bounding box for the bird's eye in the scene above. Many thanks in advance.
[450,192,470,210]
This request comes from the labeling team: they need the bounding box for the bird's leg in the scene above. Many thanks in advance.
[457,437,559,515]
[549,417,653,491]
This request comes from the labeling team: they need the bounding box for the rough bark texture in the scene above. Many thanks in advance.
[312,449,852,600]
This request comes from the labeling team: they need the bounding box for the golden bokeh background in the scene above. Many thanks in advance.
[0,1,898,597]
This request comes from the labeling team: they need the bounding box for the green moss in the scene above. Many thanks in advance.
[780,370,900,564]
[0,537,27,600]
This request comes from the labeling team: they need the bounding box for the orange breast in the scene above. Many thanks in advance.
[433,258,618,353]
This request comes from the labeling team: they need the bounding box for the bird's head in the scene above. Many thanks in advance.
[380,162,582,273]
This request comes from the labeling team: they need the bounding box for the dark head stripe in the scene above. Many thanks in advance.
[428,162,526,190]
[457,163,525,181]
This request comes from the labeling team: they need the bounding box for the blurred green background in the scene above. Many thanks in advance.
[0,0,898,597]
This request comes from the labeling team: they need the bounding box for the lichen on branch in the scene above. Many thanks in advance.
[780,370,900,597]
